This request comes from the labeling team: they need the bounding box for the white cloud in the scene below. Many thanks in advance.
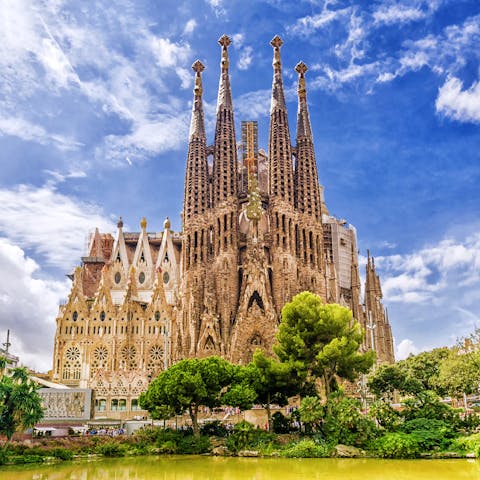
[396,338,420,360]
[436,76,480,123]
[183,19,197,35]
[0,184,115,269]
[0,116,82,151]
[376,233,480,304]
[234,89,271,120]
[238,46,253,71]
[232,33,244,48]
[373,4,425,26]
[100,113,190,165]
[0,238,70,372]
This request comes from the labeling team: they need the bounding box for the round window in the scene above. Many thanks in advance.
[163,272,170,284]
[139,272,146,284]
[114,272,121,284]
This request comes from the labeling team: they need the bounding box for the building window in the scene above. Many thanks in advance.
[72,311,78,322]
[100,311,106,321]
[95,399,106,412]
[111,399,119,411]
[131,399,141,411]
[119,399,127,411]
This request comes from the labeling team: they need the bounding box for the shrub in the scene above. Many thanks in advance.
[96,441,126,457]
[282,439,331,458]
[52,447,74,461]
[323,393,377,447]
[178,435,211,454]
[157,440,177,454]
[272,412,290,434]
[226,421,275,453]
[400,418,455,451]
[11,455,44,464]
[370,432,420,459]
[200,421,228,437]
[368,401,402,431]
[452,433,480,457]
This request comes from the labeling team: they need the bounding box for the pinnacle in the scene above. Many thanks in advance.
[218,34,232,48]
[192,60,205,73]
[295,61,308,75]
[270,35,283,48]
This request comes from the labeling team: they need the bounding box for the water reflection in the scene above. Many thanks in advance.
[1,456,479,480]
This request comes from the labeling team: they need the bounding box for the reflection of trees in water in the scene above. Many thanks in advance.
[7,457,480,479]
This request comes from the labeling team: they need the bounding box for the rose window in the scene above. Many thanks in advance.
[121,345,137,362]
[65,346,80,362]
[94,346,108,362]
[150,345,163,361]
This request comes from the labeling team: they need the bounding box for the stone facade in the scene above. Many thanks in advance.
[52,35,394,420]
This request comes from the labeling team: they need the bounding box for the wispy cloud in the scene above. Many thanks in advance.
[0,184,115,269]
[0,116,82,151]
[373,4,426,26]
[287,4,351,36]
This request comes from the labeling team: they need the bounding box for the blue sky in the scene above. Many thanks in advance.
[0,0,479,371]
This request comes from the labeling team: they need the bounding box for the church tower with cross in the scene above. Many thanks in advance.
[52,35,394,420]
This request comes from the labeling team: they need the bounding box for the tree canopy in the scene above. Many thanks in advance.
[243,350,298,431]
[274,292,375,397]
[139,356,255,435]
[0,366,44,443]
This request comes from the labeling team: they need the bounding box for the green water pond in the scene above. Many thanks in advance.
[1,456,479,479]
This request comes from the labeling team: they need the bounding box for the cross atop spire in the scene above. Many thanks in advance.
[218,34,231,70]
[218,34,232,48]
[295,61,308,99]
[192,59,205,74]
[270,35,283,70]
[270,35,283,48]
[192,60,205,97]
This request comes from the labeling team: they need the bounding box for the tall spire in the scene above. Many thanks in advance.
[294,61,322,220]
[213,34,237,205]
[268,35,294,204]
[183,60,209,221]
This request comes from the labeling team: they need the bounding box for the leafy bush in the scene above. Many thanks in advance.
[368,401,402,431]
[400,418,455,450]
[281,439,331,458]
[157,440,177,454]
[178,435,211,454]
[272,412,290,433]
[52,447,74,460]
[452,433,480,457]
[370,432,420,459]
[401,390,457,423]
[323,393,377,447]
[226,421,275,453]
[200,420,228,437]
[11,455,44,464]
[96,441,126,457]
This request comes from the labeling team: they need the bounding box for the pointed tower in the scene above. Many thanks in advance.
[293,61,326,298]
[180,59,211,358]
[184,60,209,223]
[364,252,395,363]
[294,62,322,220]
[268,35,294,204]
[210,34,240,354]
[267,36,299,314]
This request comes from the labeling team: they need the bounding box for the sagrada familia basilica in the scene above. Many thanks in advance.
[52,36,394,418]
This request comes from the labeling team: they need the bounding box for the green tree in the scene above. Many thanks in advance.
[436,349,480,397]
[275,292,375,397]
[139,356,254,436]
[243,350,298,431]
[298,395,324,433]
[0,366,44,444]
[368,363,422,398]
[399,348,450,395]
